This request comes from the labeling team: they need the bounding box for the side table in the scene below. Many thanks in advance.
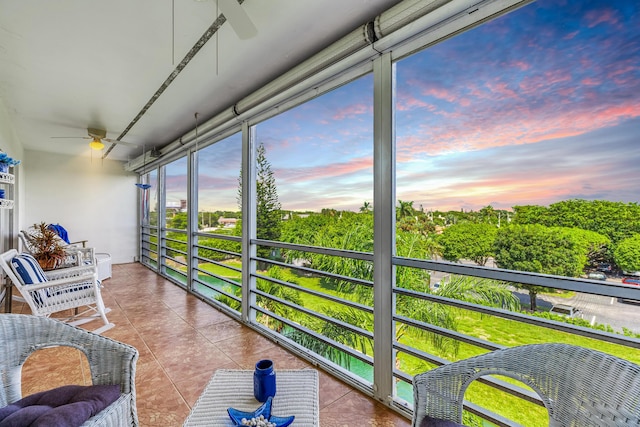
[95,253,112,281]
[184,369,319,426]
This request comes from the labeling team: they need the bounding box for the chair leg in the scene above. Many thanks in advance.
[65,306,114,334]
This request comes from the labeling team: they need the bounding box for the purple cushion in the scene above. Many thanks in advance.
[0,384,120,427]
[420,415,466,427]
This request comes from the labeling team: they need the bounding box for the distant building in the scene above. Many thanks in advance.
[218,217,237,228]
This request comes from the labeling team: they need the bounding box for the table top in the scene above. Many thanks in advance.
[183,369,320,427]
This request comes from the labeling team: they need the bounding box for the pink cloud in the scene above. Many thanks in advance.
[276,156,373,184]
[397,99,640,159]
[518,69,572,95]
[510,60,531,71]
[486,81,520,99]
[581,77,600,86]
[563,31,579,40]
[584,8,621,29]
[396,93,436,111]
[422,86,458,103]
[332,103,371,120]
[607,64,638,79]
[397,165,618,213]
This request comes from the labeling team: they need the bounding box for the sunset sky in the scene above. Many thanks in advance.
[170,0,640,214]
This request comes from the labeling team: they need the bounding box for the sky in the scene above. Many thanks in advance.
[166,0,640,214]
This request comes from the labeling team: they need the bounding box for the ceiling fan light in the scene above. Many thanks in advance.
[89,138,104,150]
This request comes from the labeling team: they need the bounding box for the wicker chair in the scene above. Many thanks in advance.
[18,230,93,268]
[0,314,138,426]
[412,343,640,426]
[0,249,114,334]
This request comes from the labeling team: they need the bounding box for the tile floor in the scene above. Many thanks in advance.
[9,262,411,427]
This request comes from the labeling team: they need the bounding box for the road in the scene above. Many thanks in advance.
[514,289,640,334]
[428,261,640,334]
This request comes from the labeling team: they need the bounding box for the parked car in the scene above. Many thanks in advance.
[549,304,581,318]
[597,263,612,272]
[622,277,640,286]
[587,271,606,280]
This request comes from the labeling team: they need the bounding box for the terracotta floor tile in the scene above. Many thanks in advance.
[9,262,411,427]
[318,370,354,409]
[320,390,411,427]
[21,347,90,396]
[173,361,241,407]
[198,319,253,343]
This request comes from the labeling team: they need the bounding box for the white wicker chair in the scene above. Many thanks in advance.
[0,249,114,334]
[19,230,93,268]
[0,314,138,426]
[412,343,640,426]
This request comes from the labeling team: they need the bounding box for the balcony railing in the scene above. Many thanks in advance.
[141,225,640,426]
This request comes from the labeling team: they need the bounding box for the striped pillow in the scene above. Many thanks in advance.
[11,253,48,284]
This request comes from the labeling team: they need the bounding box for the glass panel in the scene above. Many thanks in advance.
[394,0,640,421]
[251,74,375,382]
[195,134,243,311]
[256,74,374,252]
[141,169,158,268]
[163,157,188,283]
[164,157,188,231]
[141,169,158,226]
[395,1,640,279]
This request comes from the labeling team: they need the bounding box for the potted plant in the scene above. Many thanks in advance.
[26,222,68,270]
[0,150,20,174]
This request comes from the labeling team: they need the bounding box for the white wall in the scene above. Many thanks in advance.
[24,150,138,264]
[0,99,25,252]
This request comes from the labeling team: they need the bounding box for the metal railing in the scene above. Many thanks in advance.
[142,227,640,425]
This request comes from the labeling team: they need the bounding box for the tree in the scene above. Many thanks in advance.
[478,205,496,224]
[168,212,188,230]
[238,142,282,266]
[256,266,303,331]
[614,234,640,273]
[396,200,415,219]
[359,201,372,213]
[437,223,497,265]
[512,205,547,225]
[493,224,608,311]
[436,276,520,311]
[513,200,640,245]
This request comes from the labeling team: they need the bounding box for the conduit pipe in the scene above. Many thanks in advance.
[127,0,490,172]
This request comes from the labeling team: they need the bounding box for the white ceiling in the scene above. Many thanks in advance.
[0,0,402,161]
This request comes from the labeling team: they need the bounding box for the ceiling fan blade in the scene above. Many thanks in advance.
[103,138,139,147]
[217,0,257,40]
[51,136,90,139]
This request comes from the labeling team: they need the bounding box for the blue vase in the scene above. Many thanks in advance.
[253,359,276,402]
[0,163,8,173]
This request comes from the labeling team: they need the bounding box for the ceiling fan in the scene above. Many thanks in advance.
[195,0,257,39]
[52,128,138,151]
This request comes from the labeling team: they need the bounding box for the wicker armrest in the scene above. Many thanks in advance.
[45,265,97,281]
[0,314,138,426]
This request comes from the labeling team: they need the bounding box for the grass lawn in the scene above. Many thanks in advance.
[184,262,639,426]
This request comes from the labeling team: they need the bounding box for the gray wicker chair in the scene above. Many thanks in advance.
[0,314,139,426]
[412,343,640,427]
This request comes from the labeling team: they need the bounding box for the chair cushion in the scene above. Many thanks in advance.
[0,384,120,427]
[420,415,466,427]
[48,224,71,244]
[10,253,47,284]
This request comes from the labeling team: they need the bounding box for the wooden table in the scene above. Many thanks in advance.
[183,369,319,426]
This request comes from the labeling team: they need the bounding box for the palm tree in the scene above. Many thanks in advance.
[256,266,304,331]
[285,307,373,369]
[359,201,372,213]
[214,266,303,331]
[396,200,415,219]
